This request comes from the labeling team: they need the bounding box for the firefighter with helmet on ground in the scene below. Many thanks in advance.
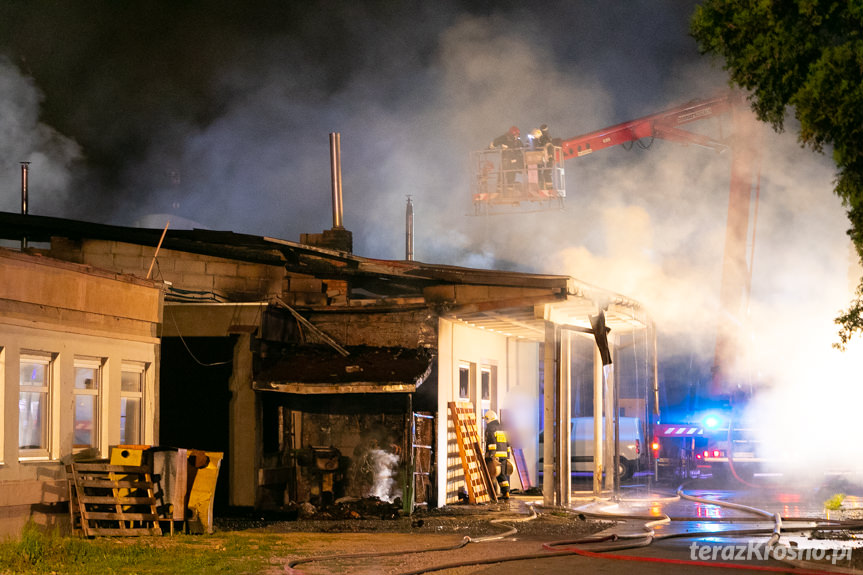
[483,410,513,499]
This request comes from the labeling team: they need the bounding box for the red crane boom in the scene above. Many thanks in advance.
[560,94,733,159]
[559,93,761,395]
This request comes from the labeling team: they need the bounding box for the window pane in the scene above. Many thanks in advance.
[19,391,46,449]
[459,367,469,399]
[481,370,490,400]
[74,395,97,448]
[20,362,45,386]
[75,367,98,390]
[121,370,142,392]
[120,397,141,445]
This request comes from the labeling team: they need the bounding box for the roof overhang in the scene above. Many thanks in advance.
[445,277,647,342]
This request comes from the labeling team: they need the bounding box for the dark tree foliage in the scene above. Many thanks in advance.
[691,1,863,348]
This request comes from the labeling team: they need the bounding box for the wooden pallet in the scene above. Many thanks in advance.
[69,462,162,536]
[65,465,82,533]
[448,402,495,504]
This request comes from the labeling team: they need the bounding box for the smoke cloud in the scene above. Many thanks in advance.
[0,58,81,215]
[1,2,858,485]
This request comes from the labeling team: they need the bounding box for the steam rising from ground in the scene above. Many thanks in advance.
[366,449,401,503]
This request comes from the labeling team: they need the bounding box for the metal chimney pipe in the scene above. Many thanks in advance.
[20,161,30,215]
[329,132,344,229]
[20,161,30,250]
[405,195,414,261]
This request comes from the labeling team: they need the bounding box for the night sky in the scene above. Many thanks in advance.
[0,0,713,240]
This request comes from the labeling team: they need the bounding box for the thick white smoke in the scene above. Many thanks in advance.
[0,58,81,215]
[740,127,863,481]
[540,103,860,482]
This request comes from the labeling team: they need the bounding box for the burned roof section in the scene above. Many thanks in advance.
[253,345,434,394]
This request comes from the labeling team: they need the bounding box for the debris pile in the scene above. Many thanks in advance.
[288,496,402,521]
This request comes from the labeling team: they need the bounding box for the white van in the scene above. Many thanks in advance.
[539,416,644,480]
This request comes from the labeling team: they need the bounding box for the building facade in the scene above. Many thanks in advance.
[0,247,162,536]
[1,212,652,522]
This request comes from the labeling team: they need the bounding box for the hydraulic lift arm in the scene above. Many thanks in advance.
[560,94,733,159]
[559,93,760,395]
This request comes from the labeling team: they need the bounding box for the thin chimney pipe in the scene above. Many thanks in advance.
[329,132,344,229]
[20,161,29,215]
[405,196,414,261]
[20,161,30,250]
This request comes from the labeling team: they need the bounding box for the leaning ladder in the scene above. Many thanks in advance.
[448,402,496,504]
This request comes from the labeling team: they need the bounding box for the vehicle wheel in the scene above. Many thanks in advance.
[618,459,633,481]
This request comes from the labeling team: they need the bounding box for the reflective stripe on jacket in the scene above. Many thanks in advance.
[485,419,509,459]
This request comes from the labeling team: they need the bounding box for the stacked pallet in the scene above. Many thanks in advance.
[67,462,162,536]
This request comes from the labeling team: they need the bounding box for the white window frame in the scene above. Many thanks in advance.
[120,362,146,446]
[19,352,54,461]
[73,357,103,453]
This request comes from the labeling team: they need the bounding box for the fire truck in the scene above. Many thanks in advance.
[652,403,768,482]
[472,93,764,482]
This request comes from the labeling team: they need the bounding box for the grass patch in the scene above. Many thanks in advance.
[0,523,296,575]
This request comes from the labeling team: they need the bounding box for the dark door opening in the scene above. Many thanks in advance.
[159,336,234,512]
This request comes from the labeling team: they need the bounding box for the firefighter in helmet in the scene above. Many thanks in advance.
[483,410,512,499]
[489,126,524,190]
[530,124,554,189]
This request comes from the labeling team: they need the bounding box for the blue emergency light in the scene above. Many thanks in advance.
[702,414,722,429]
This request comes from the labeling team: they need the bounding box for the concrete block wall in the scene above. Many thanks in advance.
[52,239,286,302]
[324,280,349,305]
[280,276,325,306]
[51,237,354,308]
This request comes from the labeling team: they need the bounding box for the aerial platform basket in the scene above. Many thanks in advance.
[470,145,566,215]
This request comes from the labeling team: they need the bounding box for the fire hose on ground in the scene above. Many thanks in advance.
[284,490,863,575]
[400,489,863,575]
[284,503,538,574]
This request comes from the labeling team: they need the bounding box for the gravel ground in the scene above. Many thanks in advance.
[209,499,863,574]
[216,498,610,538]
[216,498,615,574]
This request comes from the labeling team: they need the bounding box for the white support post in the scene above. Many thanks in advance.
[542,321,557,507]
[603,362,615,492]
[558,329,572,507]
[593,345,603,496]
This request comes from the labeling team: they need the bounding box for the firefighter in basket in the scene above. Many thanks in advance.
[489,126,524,191]
[483,410,513,499]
